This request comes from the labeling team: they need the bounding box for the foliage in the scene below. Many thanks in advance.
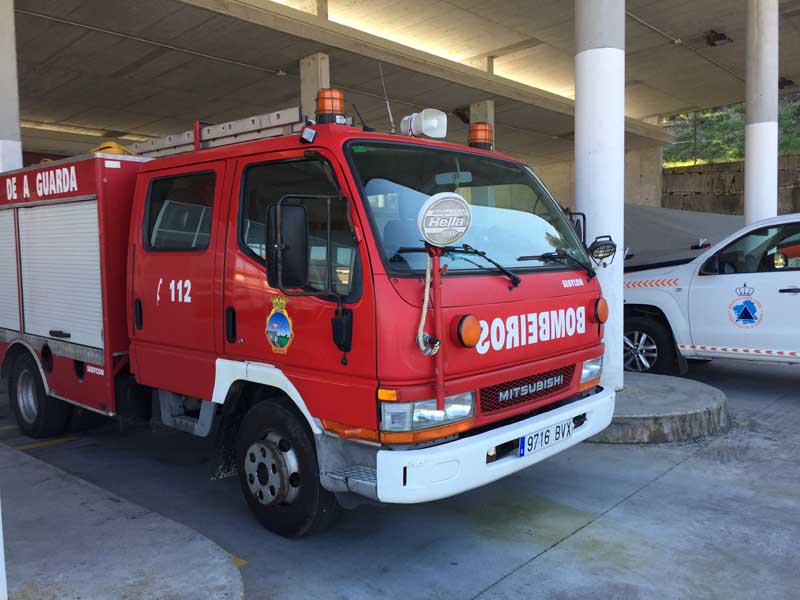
[661,92,800,165]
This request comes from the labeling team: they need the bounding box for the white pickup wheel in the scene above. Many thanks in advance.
[623,316,677,375]
[236,399,340,537]
[8,352,72,438]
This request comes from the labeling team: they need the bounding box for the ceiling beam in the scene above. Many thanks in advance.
[177,0,672,144]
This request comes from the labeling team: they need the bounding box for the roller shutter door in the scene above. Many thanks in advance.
[0,210,20,331]
[18,200,104,349]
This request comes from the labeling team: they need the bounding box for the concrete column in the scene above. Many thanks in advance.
[574,0,625,391]
[469,99,495,137]
[299,52,331,123]
[745,0,779,224]
[315,0,328,20]
[0,0,22,171]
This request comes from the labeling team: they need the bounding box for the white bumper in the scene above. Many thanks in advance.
[375,386,615,503]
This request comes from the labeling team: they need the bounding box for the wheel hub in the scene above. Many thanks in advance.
[16,369,38,425]
[244,432,301,506]
[624,331,659,372]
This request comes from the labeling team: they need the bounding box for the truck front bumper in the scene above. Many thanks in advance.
[375,386,615,503]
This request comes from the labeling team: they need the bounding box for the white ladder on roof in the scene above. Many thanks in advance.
[130,106,304,158]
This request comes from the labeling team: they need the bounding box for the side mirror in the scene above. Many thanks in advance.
[773,252,788,270]
[565,209,586,244]
[588,235,617,264]
[700,254,720,275]
[267,203,308,289]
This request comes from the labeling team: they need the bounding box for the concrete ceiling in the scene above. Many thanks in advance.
[18,0,797,164]
[278,0,800,120]
[13,0,673,165]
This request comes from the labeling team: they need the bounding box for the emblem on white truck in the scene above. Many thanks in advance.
[729,284,763,328]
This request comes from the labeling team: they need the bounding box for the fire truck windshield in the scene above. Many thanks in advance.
[348,141,590,274]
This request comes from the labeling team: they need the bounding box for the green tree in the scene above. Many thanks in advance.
[662,91,800,166]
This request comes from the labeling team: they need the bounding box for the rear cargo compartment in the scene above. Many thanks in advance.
[0,154,150,414]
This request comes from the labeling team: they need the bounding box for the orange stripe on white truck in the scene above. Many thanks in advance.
[624,278,679,289]
[679,344,798,357]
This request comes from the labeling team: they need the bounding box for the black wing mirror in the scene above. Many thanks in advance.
[267,203,309,289]
[588,235,617,265]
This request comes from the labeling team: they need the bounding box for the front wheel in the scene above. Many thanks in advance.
[236,399,341,537]
[623,316,677,375]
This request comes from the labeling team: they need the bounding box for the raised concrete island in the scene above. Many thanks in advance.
[592,372,730,444]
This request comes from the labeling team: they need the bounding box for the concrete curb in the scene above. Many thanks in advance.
[590,372,730,444]
[0,442,244,600]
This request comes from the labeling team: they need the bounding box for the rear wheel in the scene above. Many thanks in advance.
[236,399,341,537]
[623,316,677,375]
[8,352,72,438]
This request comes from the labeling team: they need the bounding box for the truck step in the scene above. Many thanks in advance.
[158,390,216,437]
[325,466,377,500]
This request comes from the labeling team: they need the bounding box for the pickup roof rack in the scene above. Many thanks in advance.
[130,106,304,158]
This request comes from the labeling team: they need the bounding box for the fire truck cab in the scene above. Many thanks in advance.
[1,92,616,537]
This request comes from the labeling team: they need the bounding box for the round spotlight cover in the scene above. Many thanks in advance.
[417,192,471,248]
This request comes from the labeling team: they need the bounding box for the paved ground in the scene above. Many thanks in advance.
[1,359,798,599]
[0,445,243,600]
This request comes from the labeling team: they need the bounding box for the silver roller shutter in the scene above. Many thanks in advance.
[18,200,104,349]
[0,210,20,332]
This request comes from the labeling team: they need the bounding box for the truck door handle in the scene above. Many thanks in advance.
[779,287,800,294]
[134,299,143,330]
[49,330,71,339]
[226,307,237,343]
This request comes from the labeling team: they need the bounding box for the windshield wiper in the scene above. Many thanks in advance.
[391,245,521,289]
[517,251,596,280]
[448,244,521,289]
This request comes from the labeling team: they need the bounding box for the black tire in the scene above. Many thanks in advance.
[7,352,72,438]
[623,316,678,375]
[236,399,341,537]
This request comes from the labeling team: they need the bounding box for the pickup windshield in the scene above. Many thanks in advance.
[347,141,589,273]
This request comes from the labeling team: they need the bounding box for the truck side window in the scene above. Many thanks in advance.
[713,223,800,274]
[240,160,359,297]
[145,172,216,251]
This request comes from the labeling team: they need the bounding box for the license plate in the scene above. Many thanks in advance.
[518,419,573,457]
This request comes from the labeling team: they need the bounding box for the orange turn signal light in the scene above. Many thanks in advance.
[595,298,609,324]
[321,419,379,443]
[380,418,476,445]
[455,314,482,348]
[468,122,493,150]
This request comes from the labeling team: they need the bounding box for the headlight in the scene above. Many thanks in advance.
[381,391,475,432]
[580,356,603,385]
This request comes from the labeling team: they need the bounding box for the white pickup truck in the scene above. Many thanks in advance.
[623,213,800,374]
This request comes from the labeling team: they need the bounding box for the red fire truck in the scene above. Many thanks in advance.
[0,90,616,537]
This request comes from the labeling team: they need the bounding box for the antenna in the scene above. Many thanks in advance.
[352,104,375,132]
[378,63,396,133]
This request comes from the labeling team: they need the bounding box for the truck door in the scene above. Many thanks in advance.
[688,219,800,358]
[131,161,228,399]
[222,150,378,428]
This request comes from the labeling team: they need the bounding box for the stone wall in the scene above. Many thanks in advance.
[662,156,800,215]
[536,145,663,208]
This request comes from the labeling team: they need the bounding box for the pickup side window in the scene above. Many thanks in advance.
[709,222,800,274]
[239,159,359,298]
[144,172,216,251]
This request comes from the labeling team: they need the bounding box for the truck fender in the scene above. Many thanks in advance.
[624,291,693,356]
[1,339,50,393]
[211,358,322,435]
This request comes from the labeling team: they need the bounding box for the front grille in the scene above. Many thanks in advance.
[480,365,575,414]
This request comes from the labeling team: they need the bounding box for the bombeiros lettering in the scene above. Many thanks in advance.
[476,306,586,355]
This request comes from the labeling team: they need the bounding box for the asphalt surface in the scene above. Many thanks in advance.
[1,359,798,599]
